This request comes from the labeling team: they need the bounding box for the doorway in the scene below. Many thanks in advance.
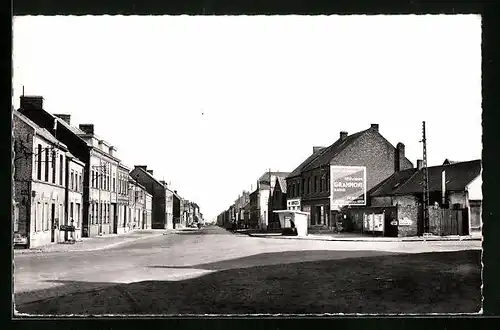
[50,204,55,243]
[113,203,118,234]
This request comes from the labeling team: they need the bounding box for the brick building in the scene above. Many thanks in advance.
[287,124,413,229]
[18,96,122,238]
[367,159,481,236]
[130,165,174,229]
[13,110,85,247]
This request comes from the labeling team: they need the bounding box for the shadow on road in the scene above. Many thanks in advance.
[14,250,481,316]
[148,249,402,270]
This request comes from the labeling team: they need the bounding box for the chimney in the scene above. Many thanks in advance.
[395,142,405,172]
[370,123,379,132]
[147,169,154,176]
[135,165,147,171]
[79,124,95,135]
[54,114,71,125]
[109,146,116,157]
[20,96,44,110]
[313,146,325,153]
[160,180,166,186]
[417,159,423,170]
[174,190,177,194]
[340,131,348,141]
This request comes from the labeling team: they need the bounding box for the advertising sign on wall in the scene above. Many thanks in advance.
[363,213,384,232]
[330,166,366,206]
[287,199,301,210]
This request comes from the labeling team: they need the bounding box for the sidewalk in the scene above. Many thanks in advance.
[244,230,483,242]
[14,229,168,255]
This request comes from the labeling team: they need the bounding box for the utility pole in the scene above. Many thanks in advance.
[420,121,430,235]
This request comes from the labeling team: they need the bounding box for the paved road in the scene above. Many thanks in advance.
[14,226,481,308]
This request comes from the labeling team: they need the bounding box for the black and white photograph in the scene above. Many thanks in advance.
[12,14,483,316]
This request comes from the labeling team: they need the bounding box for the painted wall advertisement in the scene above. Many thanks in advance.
[363,213,384,232]
[330,166,366,206]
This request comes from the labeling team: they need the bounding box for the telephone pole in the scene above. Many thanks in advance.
[420,121,430,234]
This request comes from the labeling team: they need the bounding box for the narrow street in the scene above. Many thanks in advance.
[14,226,482,315]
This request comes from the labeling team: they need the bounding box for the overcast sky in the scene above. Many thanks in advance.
[12,15,482,220]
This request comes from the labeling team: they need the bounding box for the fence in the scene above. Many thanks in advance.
[428,206,469,236]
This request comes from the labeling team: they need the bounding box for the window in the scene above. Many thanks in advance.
[113,177,116,192]
[52,150,56,184]
[70,203,74,222]
[107,176,110,191]
[44,148,49,181]
[75,173,78,191]
[36,144,42,180]
[91,170,95,188]
[301,179,305,195]
[59,155,64,185]
[327,175,330,191]
[71,171,75,190]
[79,174,82,192]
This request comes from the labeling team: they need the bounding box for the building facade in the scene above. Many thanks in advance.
[130,165,173,229]
[268,176,287,229]
[18,96,122,238]
[287,124,413,229]
[13,110,86,248]
[65,152,85,241]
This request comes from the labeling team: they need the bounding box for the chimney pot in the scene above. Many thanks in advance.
[79,124,95,135]
[20,96,44,110]
[340,131,348,141]
[371,124,379,131]
[417,159,423,170]
[395,142,406,172]
[54,114,71,125]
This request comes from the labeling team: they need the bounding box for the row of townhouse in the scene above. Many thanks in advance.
[13,95,202,248]
[217,171,289,230]
[218,123,482,237]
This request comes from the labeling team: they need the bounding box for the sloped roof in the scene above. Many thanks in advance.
[275,176,287,193]
[287,148,326,178]
[371,160,481,197]
[302,130,368,172]
[258,171,290,183]
[370,168,418,197]
[14,111,68,149]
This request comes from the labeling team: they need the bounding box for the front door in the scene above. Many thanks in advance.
[50,204,56,242]
[113,204,118,234]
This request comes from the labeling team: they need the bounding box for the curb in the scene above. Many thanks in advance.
[14,232,166,255]
[246,233,482,243]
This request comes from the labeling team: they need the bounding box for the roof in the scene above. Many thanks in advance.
[14,111,68,149]
[371,160,481,197]
[302,130,368,172]
[287,148,326,178]
[258,171,290,183]
[276,176,287,193]
[132,166,164,187]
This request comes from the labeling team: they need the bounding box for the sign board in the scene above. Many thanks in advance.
[398,218,413,226]
[287,199,301,210]
[330,166,366,206]
[363,213,384,232]
[390,220,398,226]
